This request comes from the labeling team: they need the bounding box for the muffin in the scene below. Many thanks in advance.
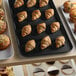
[27,0,36,8]
[21,24,32,37]
[32,9,41,20]
[50,22,60,33]
[37,22,46,34]
[0,34,10,50]
[55,36,65,48]
[0,20,7,34]
[14,0,24,8]
[69,8,76,23]
[25,40,36,52]
[45,8,54,19]
[39,0,49,7]
[0,8,5,20]
[63,1,72,13]
[17,11,27,22]
[41,36,52,50]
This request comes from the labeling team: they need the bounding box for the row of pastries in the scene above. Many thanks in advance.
[63,1,76,32]
[0,0,11,50]
[25,36,65,52]
[17,8,54,22]
[14,0,49,8]
[21,22,60,37]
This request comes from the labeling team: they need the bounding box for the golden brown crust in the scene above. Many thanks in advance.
[50,22,60,33]
[39,0,49,7]
[0,8,5,20]
[17,11,27,22]
[32,9,41,20]
[0,34,11,50]
[37,23,46,34]
[55,36,65,48]
[63,1,72,13]
[21,24,32,37]
[45,9,54,19]
[0,20,7,34]
[25,40,36,52]
[41,36,52,50]
[14,0,24,8]
[27,0,36,8]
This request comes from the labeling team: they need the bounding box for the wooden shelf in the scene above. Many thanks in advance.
[0,0,76,67]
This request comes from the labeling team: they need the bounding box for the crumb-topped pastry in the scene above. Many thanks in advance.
[50,22,60,33]
[17,11,27,22]
[0,20,7,34]
[0,67,14,76]
[27,0,36,8]
[41,36,52,50]
[0,0,2,6]
[37,23,46,34]
[0,34,10,50]
[25,40,36,52]
[39,0,49,7]
[63,1,72,13]
[14,0,24,8]
[32,9,41,20]
[69,9,76,23]
[22,24,32,37]
[55,36,65,48]
[45,9,54,19]
[0,8,5,20]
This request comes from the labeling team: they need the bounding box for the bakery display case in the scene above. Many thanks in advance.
[0,0,75,68]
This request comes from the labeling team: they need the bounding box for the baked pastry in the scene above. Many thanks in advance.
[0,8,5,20]
[69,9,76,23]
[61,65,74,75]
[39,0,49,7]
[63,1,72,13]
[59,60,70,64]
[21,24,32,37]
[55,36,65,48]
[50,22,60,33]
[47,66,59,76]
[27,0,36,8]
[0,67,14,76]
[0,34,10,50]
[17,11,27,22]
[32,10,41,20]
[0,0,2,6]
[37,23,46,34]
[45,9,54,19]
[14,0,24,8]
[25,40,36,52]
[33,68,45,76]
[74,23,76,32]
[41,36,52,50]
[0,20,7,34]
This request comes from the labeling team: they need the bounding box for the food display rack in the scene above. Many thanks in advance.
[0,0,76,67]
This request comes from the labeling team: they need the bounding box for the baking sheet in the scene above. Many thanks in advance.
[0,0,14,60]
[8,0,73,57]
[25,59,76,76]
[60,6,76,40]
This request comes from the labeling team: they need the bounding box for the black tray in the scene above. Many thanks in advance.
[8,0,73,57]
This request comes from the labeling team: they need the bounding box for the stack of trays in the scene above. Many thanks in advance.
[8,0,73,57]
